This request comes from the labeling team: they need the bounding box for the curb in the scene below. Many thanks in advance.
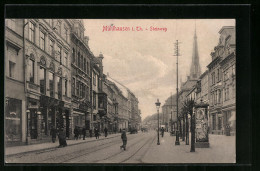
[6,133,123,157]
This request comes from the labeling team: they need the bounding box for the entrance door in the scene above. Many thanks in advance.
[30,109,38,139]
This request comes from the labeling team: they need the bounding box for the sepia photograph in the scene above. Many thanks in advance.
[4,18,236,164]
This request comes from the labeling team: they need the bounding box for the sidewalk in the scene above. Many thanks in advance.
[5,133,123,157]
[142,131,236,163]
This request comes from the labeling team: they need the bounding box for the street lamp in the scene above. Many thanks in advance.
[155,99,161,145]
[175,40,180,146]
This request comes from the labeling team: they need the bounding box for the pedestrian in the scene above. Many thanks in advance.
[120,128,127,150]
[120,128,122,133]
[78,127,82,139]
[58,128,67,148]
[161,127,165,137]
[89,129,93,138]
[94,127,99,139]
[82,126,86,140]
[74,126,79,140]
[50,126,57,143]
[104,127,108,137]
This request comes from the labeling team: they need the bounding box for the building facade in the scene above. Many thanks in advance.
[70,19,92,133]
[207,26,236,135]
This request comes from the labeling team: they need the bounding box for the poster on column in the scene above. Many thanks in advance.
[195,108,209,142]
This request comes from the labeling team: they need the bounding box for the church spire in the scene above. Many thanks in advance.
[189,23,201,80]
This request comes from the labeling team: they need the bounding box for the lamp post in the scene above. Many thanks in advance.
[155,99,161,145]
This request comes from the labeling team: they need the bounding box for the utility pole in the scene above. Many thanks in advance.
[174,40,181,145]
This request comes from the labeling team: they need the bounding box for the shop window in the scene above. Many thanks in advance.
[218,116,222,130]
[212,114,216,130]
[5,98,22,142]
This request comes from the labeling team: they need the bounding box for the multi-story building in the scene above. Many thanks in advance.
[5,19,73,144]
[162,94,177,132]
[5,19,26,144]
[207,26,235,135]
[195,70,209,104]
[91,54,107,130]
[219,26,236,136]
[70,19,92,133]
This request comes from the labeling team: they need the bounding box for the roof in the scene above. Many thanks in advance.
[106,77,128,99]
[164,94,177,106]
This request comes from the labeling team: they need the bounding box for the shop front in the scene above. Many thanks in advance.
[5,98,22,143]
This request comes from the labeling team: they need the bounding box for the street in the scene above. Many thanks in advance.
[5,131,235,163]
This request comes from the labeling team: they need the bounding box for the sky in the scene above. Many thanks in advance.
[83,19,235,120]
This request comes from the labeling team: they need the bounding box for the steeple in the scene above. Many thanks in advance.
[189,23,201,80]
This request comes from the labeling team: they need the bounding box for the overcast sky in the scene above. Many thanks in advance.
[83,19,235,120]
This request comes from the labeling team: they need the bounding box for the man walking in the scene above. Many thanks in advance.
[58,127,67,148]
[94,127,99,139]
[161,127,165,137]
[120,129,127,150]
[104,127,108,137]
[50,126,57,143]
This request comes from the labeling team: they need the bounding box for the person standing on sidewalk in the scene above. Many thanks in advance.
[50,126,57,143]
[58,128,67,148]
[161,127,165,137]
[120,128,127,150]
[82,126,86,140]
[94,127,99,139]
[104,127,108,137]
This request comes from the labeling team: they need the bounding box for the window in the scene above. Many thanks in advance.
[227,85,229,100]
[72,48,75,64]
[29,22,35,43]
[28,58,34,83]
[76,81,79,96]
[9,61,15,78]
[72,78,75,96]
[80,56,83,69]
[39,66,46,94]
[87,61,89,74]
[218,90,221,104]
[57,46,62,65]
[65,79,68,96]
[83,58,86,72]
[40,31,45,50]
[49,72,54,97]
[64,52,68,67]
[211,72,215,85]
[78,52,80,67]
[79,82,82,98]
[49,39,54,56]
[87,86,90,101]
[57,77,62,100]
[93,73,96,86]
[82,84,85,98]
[217,69,220,82]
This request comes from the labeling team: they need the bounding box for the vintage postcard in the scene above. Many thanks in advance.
[5,18,236,164]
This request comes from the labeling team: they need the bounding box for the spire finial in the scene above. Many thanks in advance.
[194,20,197,37]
